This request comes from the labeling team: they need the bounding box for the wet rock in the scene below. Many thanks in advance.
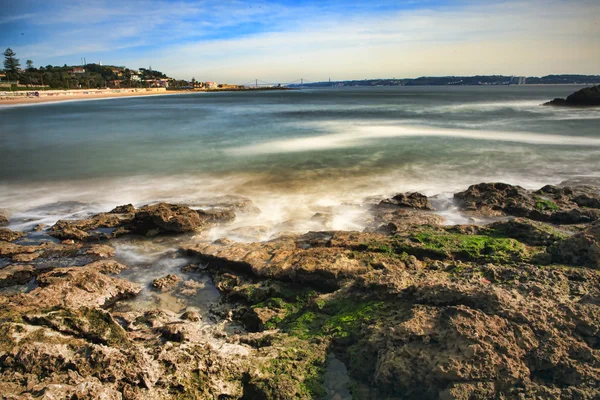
[109,203,136,214]
[0,210,8,226]
[229,225,270,241]
[152,274,181,291]
[3,262,140,309]
[131,203,209,234]
[84,243,116,259]
[50,212,126,241]
[11,252,40,263]
[0,228,26,242]
[454,182,600,224]
[0,264,35,288]
[183,231,389,290]
[311,212,333,227]
[181,310,201,322]
[33,223,46,232]
[544,85,600,107]
[158,322,187,342]
[198,208,236,224]
[368,208,444,234]
[380,192,434,210]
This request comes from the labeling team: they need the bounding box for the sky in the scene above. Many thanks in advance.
[0,0,599,83]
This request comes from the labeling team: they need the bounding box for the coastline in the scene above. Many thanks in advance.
[0,88,192,106]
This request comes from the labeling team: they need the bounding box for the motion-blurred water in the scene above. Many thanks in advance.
[1,85,599,232]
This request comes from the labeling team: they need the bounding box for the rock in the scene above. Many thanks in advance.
[454,182,600,224]
[486,218,566,246]
[11,252,40,262]
[544,85,600,107]
[109,203,136,213]
[3,262,140,309]
[0,264,35,288]
[131,203,209,234]
[84,243,116,258]
[181,310,201,322]
[198,208,236,224]
[33,223,46,232]
[0,210,8,226]
[50,212,126,241]
[0,228,26,242]
[368,208,444,234]
[380,192,434,210]
[311,212,333,226]
[182,231,384,290]
[229,225,270,241]
[152,274,181,291]
[549,222,600,267]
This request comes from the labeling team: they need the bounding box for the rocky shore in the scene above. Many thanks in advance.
[1,182,600,399]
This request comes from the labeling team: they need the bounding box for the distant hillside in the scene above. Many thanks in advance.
[295,75,600,87]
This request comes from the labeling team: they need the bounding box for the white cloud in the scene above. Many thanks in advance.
[5,0,600,80]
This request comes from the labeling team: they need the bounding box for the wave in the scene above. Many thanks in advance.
[227,123,600,155]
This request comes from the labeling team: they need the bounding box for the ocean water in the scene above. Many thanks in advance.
[1,85,600,235]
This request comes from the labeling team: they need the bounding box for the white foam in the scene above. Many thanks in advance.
[227,123,600,155]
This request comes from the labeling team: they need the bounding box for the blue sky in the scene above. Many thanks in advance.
[1,0,599,82]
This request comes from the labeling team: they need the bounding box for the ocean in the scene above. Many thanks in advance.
[1,85,599,235]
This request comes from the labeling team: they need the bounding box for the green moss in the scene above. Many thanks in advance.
[246,337,327,399]
[534,197,559,211]
[394,229,531,263]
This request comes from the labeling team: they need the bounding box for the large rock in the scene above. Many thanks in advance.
[50,212,127,241]
[544,85,600,107]
[454,182,600,224]
[132,203,206,233]
[49,203,236,241]
[3,261,139,310]
[182,231,385,290]
[0,228,26,242]
[380,192,434,210]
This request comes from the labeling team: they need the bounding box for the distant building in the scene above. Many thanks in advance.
[205,81,217,89]
[219,84,244,89]
[131,75,141,82]
[71,67,86,74]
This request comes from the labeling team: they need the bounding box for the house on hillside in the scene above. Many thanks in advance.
[71,67,86,74]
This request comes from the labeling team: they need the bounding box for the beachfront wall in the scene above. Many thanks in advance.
[0,87,167,98]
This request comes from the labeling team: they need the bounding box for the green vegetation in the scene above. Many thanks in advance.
[2,48,171,89]
[406,229,530,263]
[363,228,534,264]
[534,197,559,211]
[3,48,20,81]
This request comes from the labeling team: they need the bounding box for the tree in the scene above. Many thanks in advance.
[3,48,20,80]
[26,59,33,70]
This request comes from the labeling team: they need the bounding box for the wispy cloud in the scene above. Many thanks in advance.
[1,0,598,80]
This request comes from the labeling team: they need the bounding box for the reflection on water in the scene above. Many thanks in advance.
[322,353,352,400]
[113,238,221,316]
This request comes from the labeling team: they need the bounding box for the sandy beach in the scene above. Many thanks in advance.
[0,88,191,106]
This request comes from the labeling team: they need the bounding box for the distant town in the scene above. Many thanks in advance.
[2,48,599,92]
[295,75,600,88]
[1,48,272,92]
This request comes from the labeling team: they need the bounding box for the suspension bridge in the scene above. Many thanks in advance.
[239,78,315,88]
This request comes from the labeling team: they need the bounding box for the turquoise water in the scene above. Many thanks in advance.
[1,86,599,231]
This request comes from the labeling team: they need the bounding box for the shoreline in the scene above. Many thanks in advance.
[0,89,193,107]
[1,180,600,398]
